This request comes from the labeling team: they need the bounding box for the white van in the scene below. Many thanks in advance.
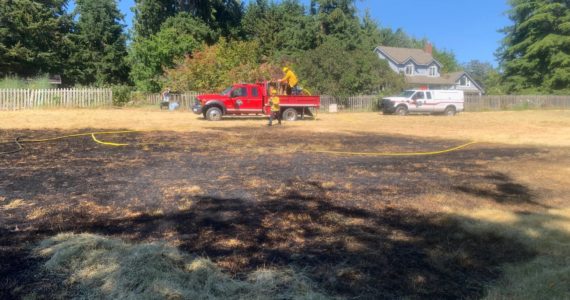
[381,89,464,116]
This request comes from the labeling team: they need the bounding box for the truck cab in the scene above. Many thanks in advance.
[192,84,264,120]
[192,82,320,121]
[381,89,464,116]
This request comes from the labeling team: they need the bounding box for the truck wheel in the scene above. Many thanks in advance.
[444,106,456,116]
[395,105,408,116]
[205,107,222,121]
[282,108,298,121]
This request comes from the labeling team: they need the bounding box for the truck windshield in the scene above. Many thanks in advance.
[398,91,416,98]
[221,87,232,95]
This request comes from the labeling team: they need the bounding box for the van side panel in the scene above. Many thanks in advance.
[383,90,464,114]
[430,90,464,112]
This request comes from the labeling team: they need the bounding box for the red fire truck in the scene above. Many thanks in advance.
[192,82,320,121]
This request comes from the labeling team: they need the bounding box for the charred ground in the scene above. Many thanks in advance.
[1,127,566,299]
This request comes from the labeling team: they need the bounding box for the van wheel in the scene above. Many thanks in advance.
[282,108,297,121]
[395,106,408,116]
[205,107,222,121]
[444,106,456,116]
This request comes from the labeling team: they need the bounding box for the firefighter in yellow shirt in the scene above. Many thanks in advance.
[267,88,281,126]
[279,67,299,95]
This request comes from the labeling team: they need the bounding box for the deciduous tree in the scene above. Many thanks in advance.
[129,13,216,92]
[296,37,405,96]
[163,39,270,92]
[462,60,496,88]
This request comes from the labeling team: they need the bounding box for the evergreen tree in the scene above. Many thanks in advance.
[70,0,130,86]
[133,0,242,39]
[360,11,383,50]
[312,0,361,48]
[498,0,570,92]
[133,0,177,38]
[242,0,318,56]
[0,0,73,78]
[313,0,356,16]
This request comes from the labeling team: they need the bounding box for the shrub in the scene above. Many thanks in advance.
[111,85,135,106]
[163,39,273,93]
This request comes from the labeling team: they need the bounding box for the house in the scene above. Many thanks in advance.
[374,44,485,95]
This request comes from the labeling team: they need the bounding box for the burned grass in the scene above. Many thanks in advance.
[1,127,568,299]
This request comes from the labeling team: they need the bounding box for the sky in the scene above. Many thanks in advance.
[99,0,512,66]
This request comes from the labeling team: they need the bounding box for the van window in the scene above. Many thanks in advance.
[426,92,432,99]
[251,88,259,97]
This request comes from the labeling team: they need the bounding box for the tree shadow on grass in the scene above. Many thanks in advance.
[453,171,547,208]
[2,181,538,299]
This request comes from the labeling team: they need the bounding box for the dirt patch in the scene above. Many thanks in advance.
[1,128,567,299]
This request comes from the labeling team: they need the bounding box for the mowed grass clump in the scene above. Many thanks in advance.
[455,208,570,299]
[36,233,328,299]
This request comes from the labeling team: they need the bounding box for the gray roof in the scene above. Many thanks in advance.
[405,72,465,85]
[376,46,441,66]
[406,71,485,93]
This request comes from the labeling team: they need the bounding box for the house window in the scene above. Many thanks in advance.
[405,64,414,75]
[458,76,471,87]
[429,66,437,77]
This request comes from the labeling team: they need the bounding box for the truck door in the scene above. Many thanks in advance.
[229,86,247,111]
[411,91,429,112]
[425,91,434,112]
[240,86,263,112]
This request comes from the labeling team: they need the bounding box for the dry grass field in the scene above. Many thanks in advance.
[1,109,569,299]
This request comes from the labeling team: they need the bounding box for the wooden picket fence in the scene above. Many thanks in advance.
[135,92,199,110]
[0,88,112,110]
[3,88,568,112]
[320,95,379,112]
[464,95,570,111]
[137,93,379,112]
[320,94,570,112]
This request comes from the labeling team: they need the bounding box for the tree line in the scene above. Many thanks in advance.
[1,0,568,95]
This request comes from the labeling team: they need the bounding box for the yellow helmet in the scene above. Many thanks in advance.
[282,67,289,72]
[270,88,277,95]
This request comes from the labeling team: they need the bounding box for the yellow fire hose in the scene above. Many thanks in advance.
[0,130,144,155]
[307,141,479,156]
[1,130,479,157]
